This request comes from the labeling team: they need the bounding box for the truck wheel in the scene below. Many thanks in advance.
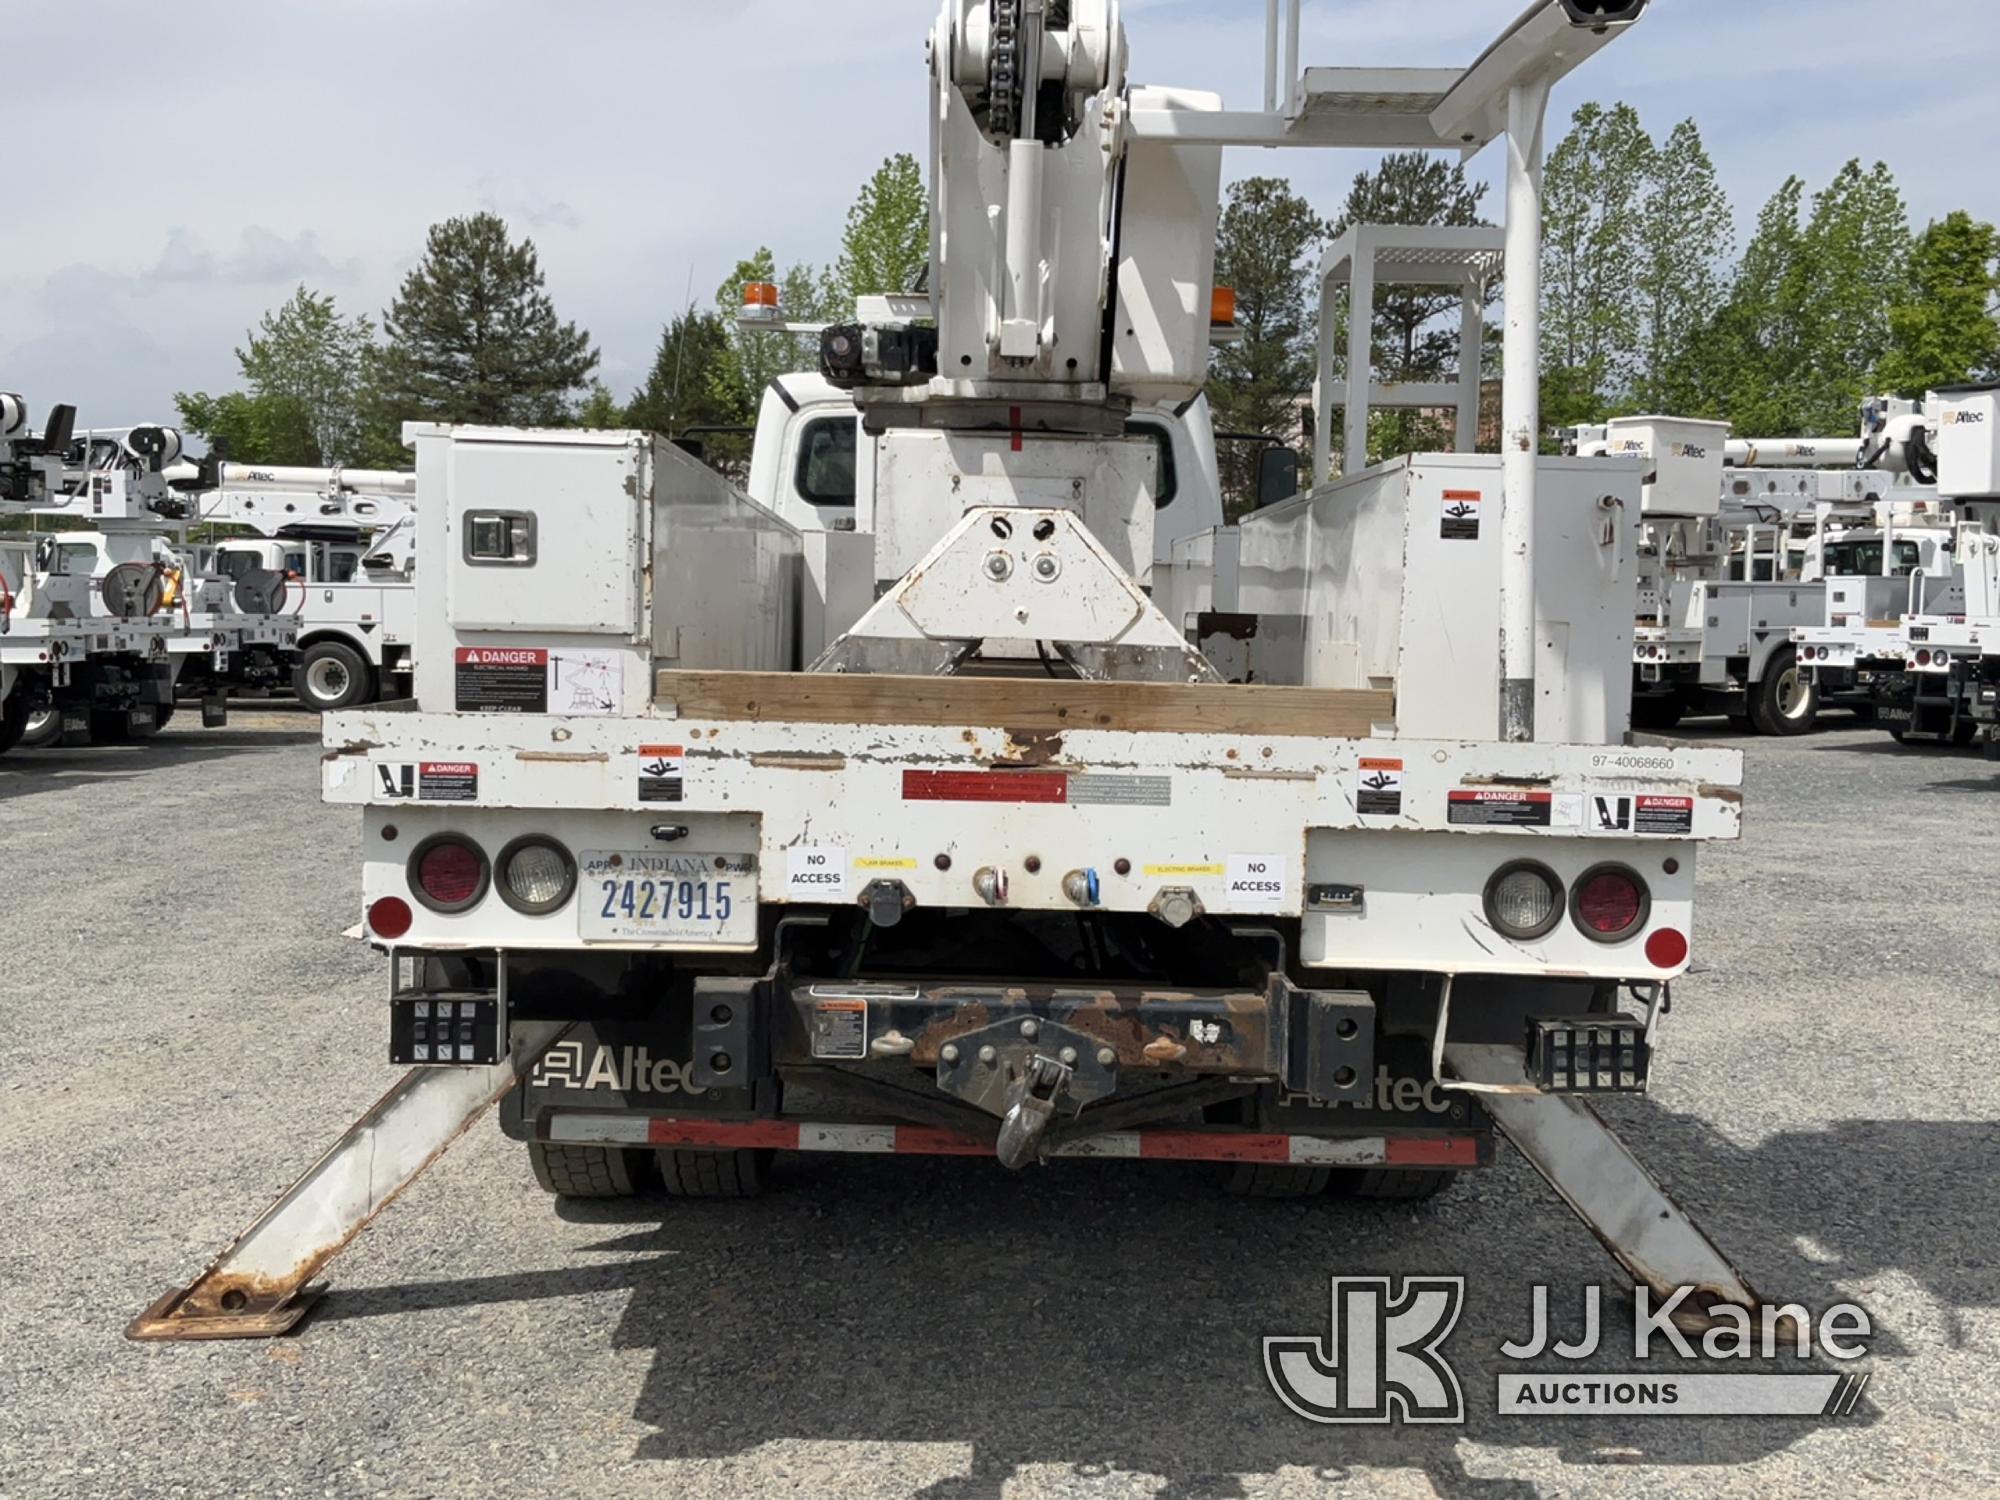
[1631,695,1683,731]
[1221,1163,1332,1199]
[295,641,375,711]
[527,1141,655,1198]
[18,708,60,748]
[1326,1168,1456,1201]
[1749,648,1817,736]
[1952,719,1978,747]
[658,1147,771,1199]
[0,706,22,755]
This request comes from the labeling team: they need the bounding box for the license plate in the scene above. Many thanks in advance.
[578,850,757,946]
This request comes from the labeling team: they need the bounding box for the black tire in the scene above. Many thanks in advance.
[18,707,61,749]
[1326,1167,1457,1201]
[1222,1163,1332,1199]
[0,704,23,755]
[294,640,375,712]
[657,1147,771,1198]
[1951,718,1978,747]
[1887,727,1908,743]
[527,1141,655,1198]
[1749,647,1818,736]
[1726,712,1755,733]
[1631,695,1684,731]
[154,701,175,731]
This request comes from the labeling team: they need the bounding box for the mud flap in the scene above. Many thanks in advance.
[128,1021,569,1341]
[1442,1042,1759,1316]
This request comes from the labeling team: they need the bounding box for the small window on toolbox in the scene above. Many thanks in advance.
[463,511,537,565]
[1125,419,1178,507]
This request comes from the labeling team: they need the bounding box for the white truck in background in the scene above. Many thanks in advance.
[1568,412,1949,734]
[138,1,1775,1350]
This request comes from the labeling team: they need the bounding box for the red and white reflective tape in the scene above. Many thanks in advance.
[545,1113,1480,1168]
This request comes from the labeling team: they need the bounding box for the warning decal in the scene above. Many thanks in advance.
[1356,757,1404,816]
[1440,490,1483,541]
[375,761,478,801]
[810,999,868,1060]
[1635,794,1695,835]
[1447,789,1553,828]
[638,745,684,803]
[454,647,548,713]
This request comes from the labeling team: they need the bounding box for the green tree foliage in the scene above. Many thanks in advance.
[716,247,830,399]
[1879,211,2000,395]
[826,154,930,311]
[176,285,374,464]
[1540,102,1653,429]
[1699,162,1910,435]
[1208,177,1329,516]
[1631,120,1734,414]
[371,212,599,430]
[574,380,626,429]
[1331,152,1492,462]
[625,312,754,479]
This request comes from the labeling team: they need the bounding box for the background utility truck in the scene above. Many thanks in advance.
[135,0,1769,1343]
[1,407,298,750]
[1570,412,1949,734]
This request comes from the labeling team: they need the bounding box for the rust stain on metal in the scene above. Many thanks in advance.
[1221,767,1315,782]
[1698,784,1743,806]
[996,728,1065,767]
[1457,774,1553,788]
[322,740,381,760]
[1143,1037,1188,1063]
[515,750,609,764]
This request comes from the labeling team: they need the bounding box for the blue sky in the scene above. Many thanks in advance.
[5,0,1996,431]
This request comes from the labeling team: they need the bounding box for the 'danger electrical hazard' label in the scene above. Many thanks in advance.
[1447,789,1553,827]
[454,647,548,713]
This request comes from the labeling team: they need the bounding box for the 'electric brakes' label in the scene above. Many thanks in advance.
[638,744,684,803]
[1356,757,1404,816]
[1447,789,1552,827]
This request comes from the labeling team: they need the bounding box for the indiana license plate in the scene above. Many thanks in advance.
[578,850,757,946]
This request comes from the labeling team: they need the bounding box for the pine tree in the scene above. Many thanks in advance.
[624,312,753,479]
[1207,177,1328,516]
[371,212,598,429]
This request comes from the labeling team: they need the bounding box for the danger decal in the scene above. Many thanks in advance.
[454,647,548,713]
[1634,794,1694,836]
[376,761,479,802]
[1446,789,1553,828]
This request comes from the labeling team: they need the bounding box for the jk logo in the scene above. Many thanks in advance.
[1265,1276,1465,1424]
[1593,795,1633,831]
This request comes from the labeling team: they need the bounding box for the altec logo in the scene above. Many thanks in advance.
[1265,1277,1465,1424]
[530,1040,707,1096]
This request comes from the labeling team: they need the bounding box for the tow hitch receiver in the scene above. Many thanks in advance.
[995,1053,1074,1168]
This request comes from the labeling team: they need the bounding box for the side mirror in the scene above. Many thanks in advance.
[1256,445,1300,508]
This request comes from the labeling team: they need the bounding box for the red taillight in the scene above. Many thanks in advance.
[1646,928,1690,969]
[414,838,486,909]
[1574,868,1644,937]
[368,896,413,939]
[1916,649,1932,666]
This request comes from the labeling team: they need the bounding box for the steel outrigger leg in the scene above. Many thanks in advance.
[1441,1042,1760,1320]
[129,1021,570,1341]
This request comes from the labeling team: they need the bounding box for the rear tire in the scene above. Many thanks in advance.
[294,640,375,712]
[657,1147,771,1198]
[18,707,60,748]
[1631,695,1684,731]
[1326,1168,1456,1201]
[527,1141,655,1198]
[1221,1163,1332,1199]
[1749,647,1817,736]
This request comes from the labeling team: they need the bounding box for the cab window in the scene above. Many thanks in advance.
[325,548,361,583]
[794,417,857,506]
[215,549,258,582]
[55,542,99,574]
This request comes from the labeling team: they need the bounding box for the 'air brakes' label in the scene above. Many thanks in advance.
[1356,757,1404,816]
[638,745,684,803]
[1447,789,1553,827]
[454,647,548,713]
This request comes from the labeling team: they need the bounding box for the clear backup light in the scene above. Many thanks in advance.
[497,835,576,915]
[1484,861,1564,940]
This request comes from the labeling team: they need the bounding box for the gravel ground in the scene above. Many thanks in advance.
[1,708,1996,1498]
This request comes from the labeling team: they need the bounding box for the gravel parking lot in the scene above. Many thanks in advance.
[2,709,1996,1498]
